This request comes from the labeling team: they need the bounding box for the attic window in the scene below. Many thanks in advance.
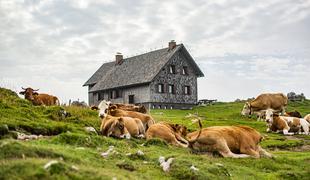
[158,84,164,93]
[169,65,176,74]
[184,86,191,95]
[182,66,188,75]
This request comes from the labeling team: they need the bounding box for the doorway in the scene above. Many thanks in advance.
[128,95,134,104]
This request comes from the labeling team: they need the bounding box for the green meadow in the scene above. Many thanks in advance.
[0,87,309,180]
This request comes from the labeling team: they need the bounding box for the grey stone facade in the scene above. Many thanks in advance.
[84,42,204,109]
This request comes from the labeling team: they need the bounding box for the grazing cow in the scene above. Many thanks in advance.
[304,114,310,123]
[241,93,288,117]
[100,115,145,139]
[285,110,302,118]
[146,122,188,147]
[187,125,272,158]
[112,103,147,114]
[19,87,59,106]
[265,109,309,135]
[108,105,155,131]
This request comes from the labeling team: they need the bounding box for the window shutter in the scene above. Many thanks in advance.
[173,85,176,94]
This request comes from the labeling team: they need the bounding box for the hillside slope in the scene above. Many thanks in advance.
[1,88,310,179]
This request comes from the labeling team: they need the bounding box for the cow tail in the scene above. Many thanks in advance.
[188,119,202,149]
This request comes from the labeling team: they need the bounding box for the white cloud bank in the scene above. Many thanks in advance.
[0,0,309,103]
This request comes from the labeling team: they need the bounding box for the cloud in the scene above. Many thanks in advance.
[0,0,309,103]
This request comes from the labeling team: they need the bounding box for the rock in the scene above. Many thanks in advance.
[44,160,59,169]
[101,146,114,158]
[190,165,199,171]
[137,150,144,156]
[85,127,97,134]
[159,156,174,172]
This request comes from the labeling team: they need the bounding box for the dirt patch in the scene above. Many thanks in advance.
[291,145,310,152]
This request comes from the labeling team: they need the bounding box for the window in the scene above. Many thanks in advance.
[158,84,164,93]
[109,89,122,99]
[184,86,190,95]
[98,92,104,101]
[168,84,175,94]
[182,66,188,75]
[169,65,176,74]
[109,91,113,99]
[115,89,122,98]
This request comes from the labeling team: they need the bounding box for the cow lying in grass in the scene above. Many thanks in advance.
[107,105,155,131]
[100,115,145,139]
[19,87,59,106]
[285,110,302,118]
[265,109,309,135]
[112,103,147,114]
[187,125,272,158]
[97,100,147,119]
[146,122,189,147]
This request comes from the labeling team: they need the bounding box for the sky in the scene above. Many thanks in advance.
[0,0,309,103]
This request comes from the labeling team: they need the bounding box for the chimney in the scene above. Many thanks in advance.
[168,40,176,50]
[115,52,123,65]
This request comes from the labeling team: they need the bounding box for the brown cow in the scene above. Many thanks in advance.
[100,115,145,139]
[108,105,155,131]
[265,109,309,135]
[187,125,272,158]
[112,103,147,114]
[284,110,302,118]
[241,93,287,117]
[146,122,188,147]
[19,87,59,106]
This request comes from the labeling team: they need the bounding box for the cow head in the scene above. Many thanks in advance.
[19,87,39,101]
[241,102,251,116]
[98,100,111,118]
[265,109,278,124]
[171,124,188,137]
[101,117,130,139]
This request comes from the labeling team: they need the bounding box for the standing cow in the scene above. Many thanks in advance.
[241,93,288,117]
[19,87,59,106]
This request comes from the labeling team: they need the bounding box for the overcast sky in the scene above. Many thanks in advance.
[1,0,309,103]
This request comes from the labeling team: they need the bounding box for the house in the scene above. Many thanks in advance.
[83,41,204,109]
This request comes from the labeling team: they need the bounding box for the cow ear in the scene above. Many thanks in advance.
[118,119,124,130]
[33,92,39,95]
[110,105,117,110]
[19,91,25,95]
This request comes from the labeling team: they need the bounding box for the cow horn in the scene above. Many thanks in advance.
[22,87,26,90]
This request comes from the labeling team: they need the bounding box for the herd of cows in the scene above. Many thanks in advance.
[18,87,310,159]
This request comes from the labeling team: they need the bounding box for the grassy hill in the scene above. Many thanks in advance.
[0,87,310,179]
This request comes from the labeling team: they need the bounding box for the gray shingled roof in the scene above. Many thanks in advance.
[83,44,204,92]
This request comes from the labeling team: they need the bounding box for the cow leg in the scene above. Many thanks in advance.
[258,146,273,158]
[175,134,189,145]
[283,129,294,135]
[215,140,250,158]
[240,146,260,158]
[300,120,309,135]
